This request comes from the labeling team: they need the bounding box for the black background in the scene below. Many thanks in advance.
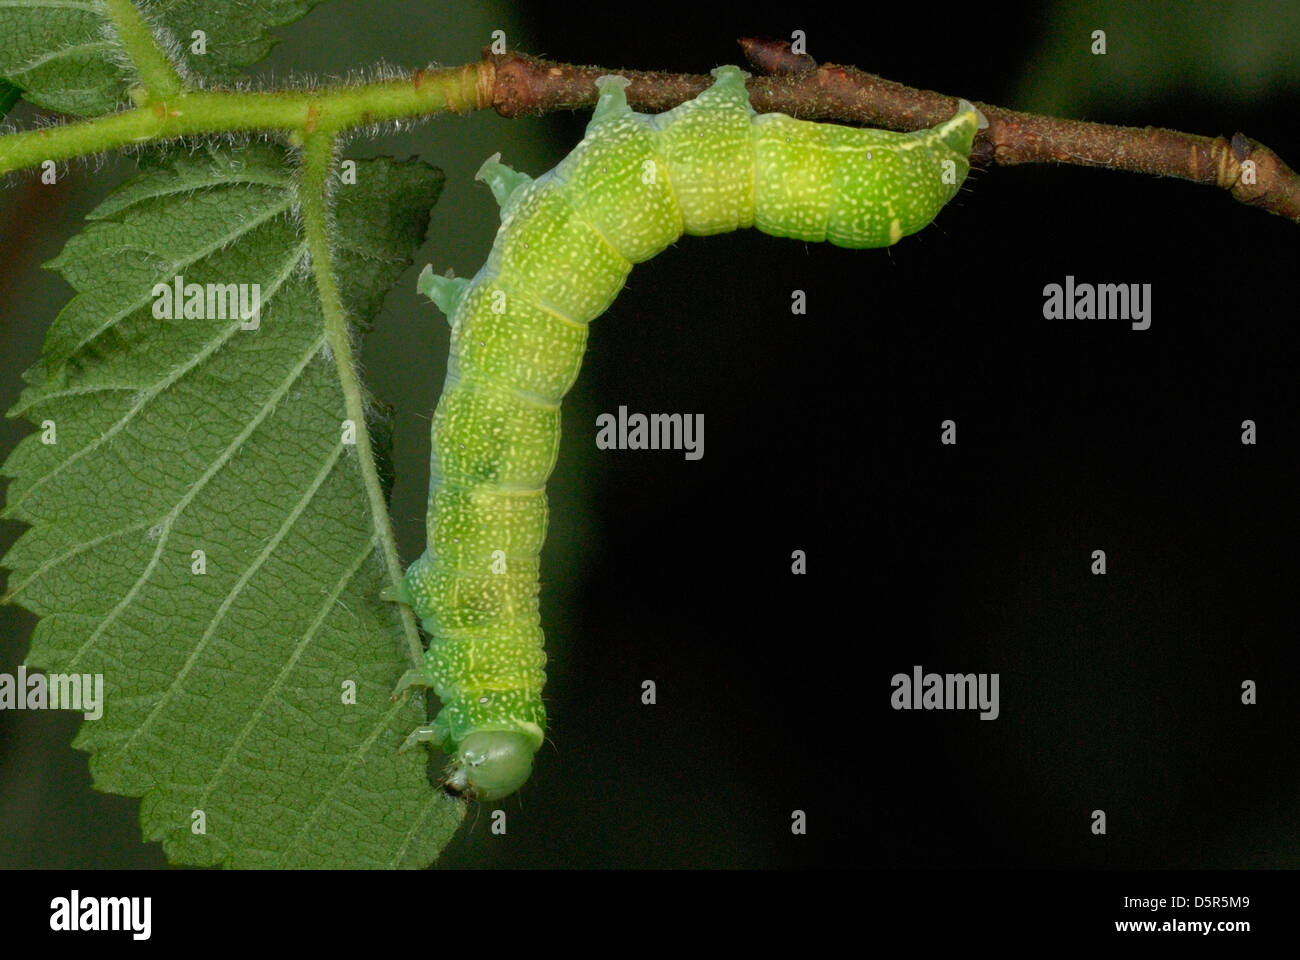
[468,0,1300,870]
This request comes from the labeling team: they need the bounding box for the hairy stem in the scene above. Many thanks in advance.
[1,43,1295,222]
[103,0,184,101]
[0,65,490,176]
[297,130,424,668]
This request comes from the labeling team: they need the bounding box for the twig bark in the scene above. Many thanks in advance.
[484,41,1300,225]
[4,42,1296,224]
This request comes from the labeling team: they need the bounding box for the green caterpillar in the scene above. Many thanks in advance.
[394,65,982,800]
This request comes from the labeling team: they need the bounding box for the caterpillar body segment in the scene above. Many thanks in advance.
[400,65,979,800]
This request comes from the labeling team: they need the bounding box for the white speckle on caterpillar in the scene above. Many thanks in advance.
[399,64,979,802]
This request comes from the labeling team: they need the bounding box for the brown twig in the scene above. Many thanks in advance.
[481,40,1300,225]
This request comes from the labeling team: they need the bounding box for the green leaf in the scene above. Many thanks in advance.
[1,142,463,868]
[0,0,324,116]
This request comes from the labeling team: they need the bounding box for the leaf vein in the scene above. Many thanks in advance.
[277,687,413,867]
[0,1,101,9]
[60,193,296,360]
[2,517,151,603]
[8,40,116,79]
[7,237,306,509]
[191,537,376,819]
[392,786,449,868]
[90,174,292,218]
[129,441,350,766]
[64,329,326,670]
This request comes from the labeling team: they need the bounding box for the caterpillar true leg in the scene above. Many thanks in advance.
[398,724,438,752]
[389,667,429,702]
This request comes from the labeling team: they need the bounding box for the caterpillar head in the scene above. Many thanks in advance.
[442,731,536,802]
